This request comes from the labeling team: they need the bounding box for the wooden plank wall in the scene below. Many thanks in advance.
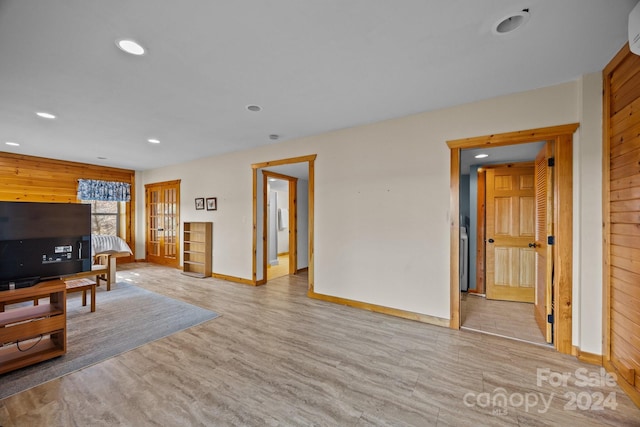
[0,152,136,258]
[603,44,640,407]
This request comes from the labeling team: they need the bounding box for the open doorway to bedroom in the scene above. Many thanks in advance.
[447,123,577,355]
[251,155,316,289]
[458,143,549,346]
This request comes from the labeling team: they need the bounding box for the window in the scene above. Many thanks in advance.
[81,200,121,236]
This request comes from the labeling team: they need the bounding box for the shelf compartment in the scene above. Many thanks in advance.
[0,334,66,374]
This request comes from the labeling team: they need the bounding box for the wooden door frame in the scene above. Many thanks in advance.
[251,154,316,288]
[447,123,578,355]
[262,170,298,281]
[144,179,181,268]
[472,168,486,294]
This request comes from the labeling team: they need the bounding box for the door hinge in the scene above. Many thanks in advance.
[547,314,554,324]
[548,157,555,167]
[548,236,555,245]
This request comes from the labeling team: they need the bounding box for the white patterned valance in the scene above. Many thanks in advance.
[78,179,131,202]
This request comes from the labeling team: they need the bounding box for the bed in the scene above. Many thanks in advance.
[91,235,133,286]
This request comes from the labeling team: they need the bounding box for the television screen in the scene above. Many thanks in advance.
[0,202,91,288]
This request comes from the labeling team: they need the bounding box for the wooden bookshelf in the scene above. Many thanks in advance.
[182,222,212,278]
[0,279,66,374]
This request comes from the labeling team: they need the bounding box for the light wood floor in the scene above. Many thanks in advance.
[1,263,639,426]
[267,254,290,281]
[460,293,548,346]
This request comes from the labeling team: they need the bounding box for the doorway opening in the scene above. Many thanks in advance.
[448,123,578,355]
[251,155,316,289]
[263,171,297,281]
[459,148,550,346]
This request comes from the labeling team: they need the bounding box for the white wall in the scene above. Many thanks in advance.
[274,186,289,254]
[574,72,604,354]
[138,79,606,349]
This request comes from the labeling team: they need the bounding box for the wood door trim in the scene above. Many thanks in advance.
[262,170,299,282]
[473,169,486,294]
[447,123,579,149]
[251,155,316,291]
[448,124,576,356]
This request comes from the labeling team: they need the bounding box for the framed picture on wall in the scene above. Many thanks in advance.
[195,198,205,210]
[206,197,217,211]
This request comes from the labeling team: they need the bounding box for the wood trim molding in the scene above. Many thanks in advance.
[143,179,181,188]
[474,169,486,294]
[604,359,640,408]
[446,123,579,149]
[252,168,258,284]
[308,158,315,294]
[554,133,573,355]
[251,154,318,170]
[212,272,255,286]
[450,149,460,329]
[572,346,604,366]
[447,124,577,356]
[263,170,298,182]
[308,291,450,328]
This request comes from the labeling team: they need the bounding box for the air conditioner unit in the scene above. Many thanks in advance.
[629,1,640,55]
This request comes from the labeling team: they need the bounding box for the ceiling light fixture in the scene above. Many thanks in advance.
[5,141,20,146]
[116,39,146,55]
[246,105,262,112]
[493,9,530,35]
[269,134,279,140]
[36,111,56,119]
[475,154,489,159]
[97,156,107,160]
[148,138,160,144]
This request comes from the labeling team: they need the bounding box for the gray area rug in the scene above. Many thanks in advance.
[0,282,219,400]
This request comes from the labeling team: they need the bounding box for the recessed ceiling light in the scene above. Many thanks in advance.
[36,111,56,119]
[5,141,20,146]
[246,105,262,112]
[269,134,279,140]
[97,156,107,160]
[116,39,146,55]
[475,154,489,159]
[148,138,160,144]
[493,9,530,35]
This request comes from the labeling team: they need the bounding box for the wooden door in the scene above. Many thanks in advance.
[603,44,640,405]
[486,164,535,302]
[534,143,554,343]
[145,180,180,267]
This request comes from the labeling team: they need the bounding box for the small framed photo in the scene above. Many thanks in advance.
[206,197,217,211]
[195,198,205,210]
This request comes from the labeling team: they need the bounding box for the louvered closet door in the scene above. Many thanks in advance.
[534,143,553,344]
[605,45,640,402]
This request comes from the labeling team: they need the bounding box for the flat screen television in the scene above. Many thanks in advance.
[0,201,92,290]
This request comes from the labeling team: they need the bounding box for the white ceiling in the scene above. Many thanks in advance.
[0,1,635,171]
[460,141,546,174]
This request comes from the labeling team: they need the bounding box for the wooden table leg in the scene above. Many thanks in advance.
[90,284,96,312]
